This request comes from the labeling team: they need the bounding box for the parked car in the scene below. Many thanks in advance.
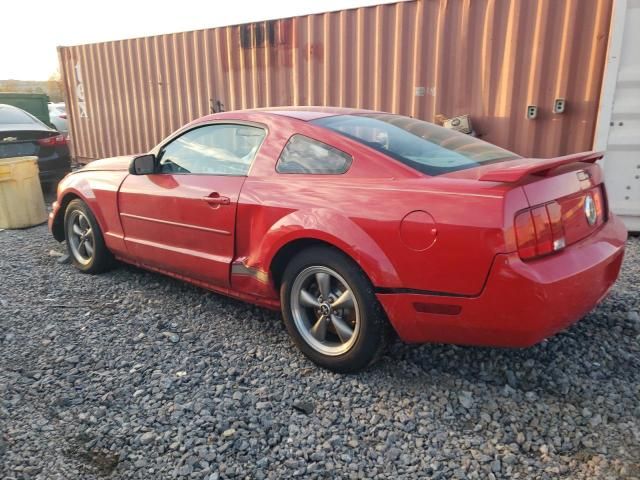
[48,102,68,134]
[48,107,627,372]
[0,104,71,187]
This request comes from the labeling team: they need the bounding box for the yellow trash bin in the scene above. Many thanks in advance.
[0,156,48,229]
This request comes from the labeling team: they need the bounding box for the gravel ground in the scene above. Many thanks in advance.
[0,224,638,480]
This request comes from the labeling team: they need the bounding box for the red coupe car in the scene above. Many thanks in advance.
[49,107,627,372]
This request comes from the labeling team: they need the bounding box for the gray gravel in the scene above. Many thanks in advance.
[0,224,639,479]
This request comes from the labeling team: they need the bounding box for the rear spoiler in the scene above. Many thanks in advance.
[478,151,603,183]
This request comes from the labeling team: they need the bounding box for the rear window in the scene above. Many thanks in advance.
[0,106,36,125]
[312,114,520,176]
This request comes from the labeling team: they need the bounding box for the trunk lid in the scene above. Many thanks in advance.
[446,151,608,253]
[518,159,606,247]
[0,129,58,159]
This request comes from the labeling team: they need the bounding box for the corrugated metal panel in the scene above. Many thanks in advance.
[58,0,613,163]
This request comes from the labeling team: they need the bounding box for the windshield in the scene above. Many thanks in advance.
[312,114,520,175]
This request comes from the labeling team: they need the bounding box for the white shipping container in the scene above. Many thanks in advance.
[595,0,640,232]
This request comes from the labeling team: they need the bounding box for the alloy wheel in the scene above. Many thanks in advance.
[290,265,360,356]
[67,210,95,266]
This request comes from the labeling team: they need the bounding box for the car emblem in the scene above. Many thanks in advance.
[584,194,597,226]
[2,136,17,142]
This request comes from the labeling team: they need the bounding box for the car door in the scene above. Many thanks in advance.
[118,122,266,287]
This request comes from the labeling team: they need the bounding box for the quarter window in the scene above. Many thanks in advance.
[158,124,265,175]
[276,134,352,174]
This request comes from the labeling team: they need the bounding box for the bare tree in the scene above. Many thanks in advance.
[0,79,19,92]
[47,71,64,102]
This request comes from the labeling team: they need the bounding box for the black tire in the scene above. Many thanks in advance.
[280,246,389,373]
[63,199,114,274]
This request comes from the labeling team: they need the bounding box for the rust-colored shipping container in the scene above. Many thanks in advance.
[58,0,613,163]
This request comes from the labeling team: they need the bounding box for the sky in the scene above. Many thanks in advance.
[1,0,400,80]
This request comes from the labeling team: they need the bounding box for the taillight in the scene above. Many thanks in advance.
[59,114,67,119]
[515,200,565,260]
[37,134,67,147]
[514,210,537,259]
[593,187,605,221]
[545,202,566,251]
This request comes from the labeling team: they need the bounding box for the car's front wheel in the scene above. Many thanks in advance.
[63,199,114,274]
[280,246,388,373]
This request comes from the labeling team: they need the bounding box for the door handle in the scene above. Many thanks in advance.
[202,192,230,206]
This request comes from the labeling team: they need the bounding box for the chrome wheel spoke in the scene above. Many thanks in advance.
[67,211,94,266]
[299,289,320,308]
[331,314,354,343]
[79,215,89,230]
[84,240,94,257]
[331,289,354,310]
[310,315,328,341]
[315,272,331,298]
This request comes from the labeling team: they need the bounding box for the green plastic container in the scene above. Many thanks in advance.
[0,92,52,128]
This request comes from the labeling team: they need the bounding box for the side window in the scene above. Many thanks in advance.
[158,124,265,175]
[276,134,352,174]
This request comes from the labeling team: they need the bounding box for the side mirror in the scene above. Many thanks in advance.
[129,154,156,175]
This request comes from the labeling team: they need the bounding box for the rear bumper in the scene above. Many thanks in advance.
[377,214,627,347]
[38,149,71,184]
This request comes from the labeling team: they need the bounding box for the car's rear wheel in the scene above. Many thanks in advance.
[280,246,388,373]
[64,199,113,273]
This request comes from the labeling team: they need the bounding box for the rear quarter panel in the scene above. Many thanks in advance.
[238,176,522,296]
[235,116,525,297]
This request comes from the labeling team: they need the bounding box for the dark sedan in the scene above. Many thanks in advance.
[0,104,71,187]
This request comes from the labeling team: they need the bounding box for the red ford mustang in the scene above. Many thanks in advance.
[49,107,627,372]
